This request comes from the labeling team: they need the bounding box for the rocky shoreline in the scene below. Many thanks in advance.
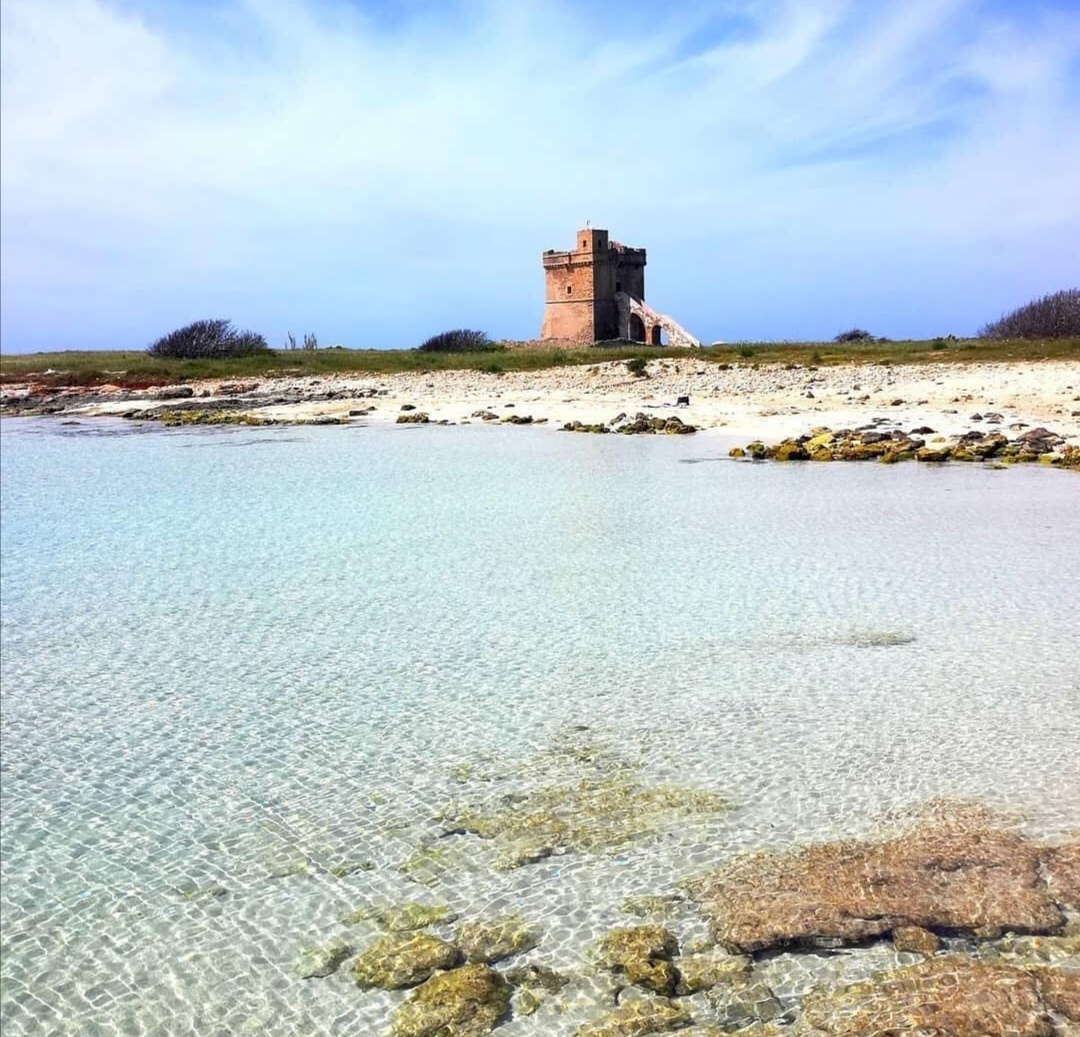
[2,358,1078,457]
[732,423,1080,468]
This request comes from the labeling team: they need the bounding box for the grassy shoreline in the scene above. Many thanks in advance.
[1,338,1077,389]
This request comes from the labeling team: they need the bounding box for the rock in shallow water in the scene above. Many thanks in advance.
[391,963,509,1037]
[674,949,751,994]
[688,815,1075,953]
[353,934,460,989]
[800,957,1079,1036]
[573,996,691,1036]
[595,925,679,995]
[293,939,352,979]
[456,916,536,963]
[705,975,788,1028]
[891,925,940,956]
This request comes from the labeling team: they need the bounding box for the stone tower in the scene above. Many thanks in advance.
[540,227,647,343]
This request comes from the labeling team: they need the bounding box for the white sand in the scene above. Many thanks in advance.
[76,357,1080,445]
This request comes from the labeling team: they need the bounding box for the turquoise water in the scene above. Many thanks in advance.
[1,417,1078,1035]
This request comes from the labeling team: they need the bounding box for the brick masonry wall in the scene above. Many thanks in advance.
[541,253,597,341]
[540,231,648,343]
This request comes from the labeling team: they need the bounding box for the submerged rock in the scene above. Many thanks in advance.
[623,894,685,919]
[294,939,352,978]
[705,975,787,1028]
[573,997,691,1037]
[675,949,751,994]
[502,963,570,993]
[800,957,1078,1035]
[391,963,509,1037]
[398,846,462,887]
[1035,966,1080,1019]
[835,631,916,648]
[353,933,460,989]
[440,775,727,868]
[456,916,537,963]
[370,903,458,932]
[688,816,1071,953]
[891,925,940,955]
[1044,842,1080,910]
[595,925,679,995]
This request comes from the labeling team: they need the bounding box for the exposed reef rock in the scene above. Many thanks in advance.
[563,412,697,435]
[733,425,1079,468]
[353,933,460,989]
[391,963,509,1037]
[131,408,281,426]
[688,816,1076,953]
[397,411,431,424]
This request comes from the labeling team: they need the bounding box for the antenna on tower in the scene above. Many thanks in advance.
[585,220,591,229]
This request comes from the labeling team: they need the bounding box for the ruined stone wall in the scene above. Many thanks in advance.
[612,253,645,301]
[616,292,700,348]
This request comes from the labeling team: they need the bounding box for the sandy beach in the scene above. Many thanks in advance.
[11,357,1078,448]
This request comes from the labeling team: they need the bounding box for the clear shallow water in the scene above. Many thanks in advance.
[1,417,1078,1036]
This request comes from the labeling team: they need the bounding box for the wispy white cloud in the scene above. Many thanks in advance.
[2,0,1078,348]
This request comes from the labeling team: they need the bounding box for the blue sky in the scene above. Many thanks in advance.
[2,0,1079,351]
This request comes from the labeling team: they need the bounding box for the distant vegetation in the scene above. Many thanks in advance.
[417,329,497,353]
[148,319,268,359]
[980,289,1080,340]
[4,338,1077,389]
[834,328,874,343]
[285,332,320,351]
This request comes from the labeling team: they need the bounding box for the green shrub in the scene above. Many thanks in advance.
[931,338,948,350]
[980,288,1080,339]
[625,357,648,377]
[148,319,268,359]
[418,329,497,353]
[835,328,874,343]
[737,346,755,358]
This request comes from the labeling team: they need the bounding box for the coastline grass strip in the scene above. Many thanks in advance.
[1,337,1078,388]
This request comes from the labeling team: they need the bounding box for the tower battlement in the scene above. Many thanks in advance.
[539,227,647,343]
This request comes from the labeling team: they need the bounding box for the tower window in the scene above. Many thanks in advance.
[567,285,572,294]
[616,281,622,292]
